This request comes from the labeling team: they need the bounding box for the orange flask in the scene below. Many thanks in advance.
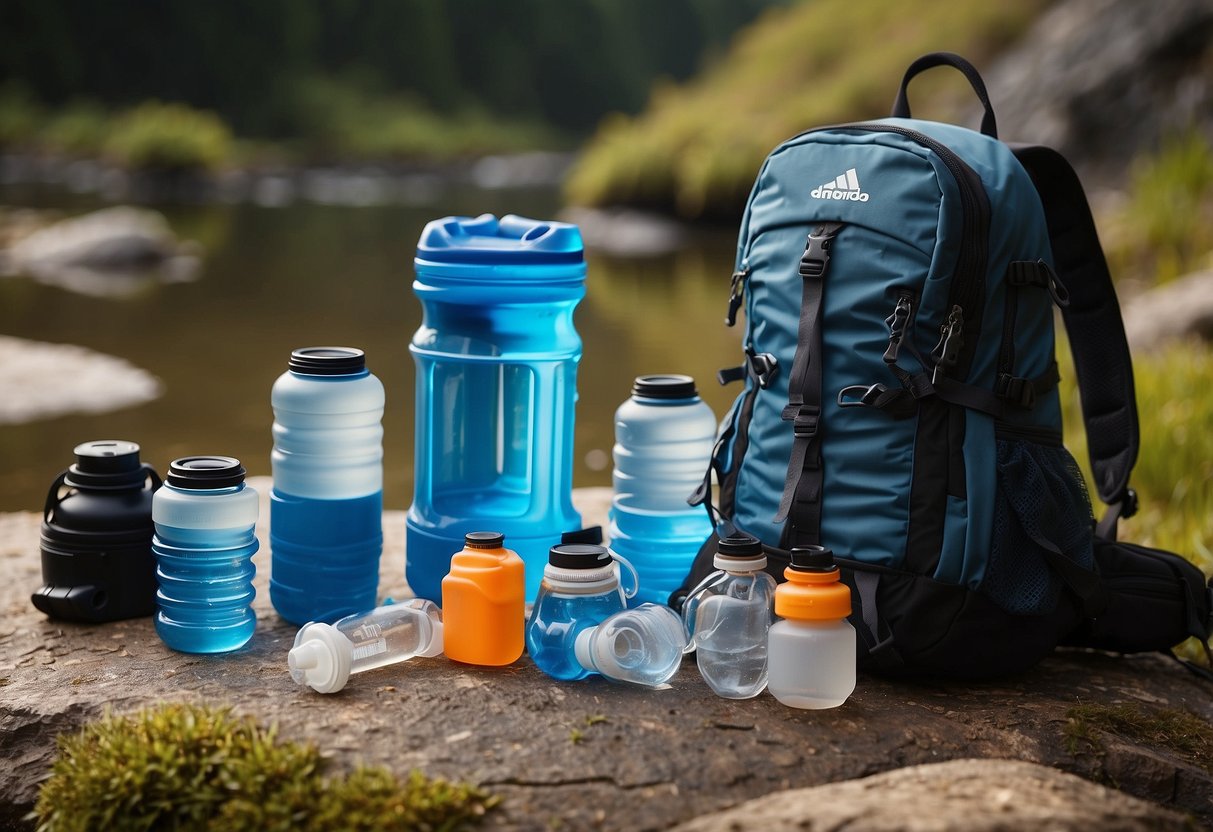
[441,531,525,665]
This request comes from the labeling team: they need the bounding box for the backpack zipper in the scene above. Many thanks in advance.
[883,290,917,364]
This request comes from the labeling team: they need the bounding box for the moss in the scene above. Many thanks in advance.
[1063,702,1213,774]
[33,703,497,832]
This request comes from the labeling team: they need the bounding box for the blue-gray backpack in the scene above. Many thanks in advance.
[677,53,1213,679]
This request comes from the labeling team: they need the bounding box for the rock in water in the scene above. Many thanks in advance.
[2,206,200,298]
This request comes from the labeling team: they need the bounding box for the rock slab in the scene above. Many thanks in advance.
[1,487,1210,831]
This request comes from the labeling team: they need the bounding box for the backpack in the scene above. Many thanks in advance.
[678,52,1213,679]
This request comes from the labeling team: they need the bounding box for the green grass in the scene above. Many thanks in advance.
[566,0,1048,219]
[34,704,498,832]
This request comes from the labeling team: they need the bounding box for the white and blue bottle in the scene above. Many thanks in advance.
[270,347,384,625]
[609,375,716,606]
[153,457,259,653]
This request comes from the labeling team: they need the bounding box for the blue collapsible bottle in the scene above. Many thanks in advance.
[270,347,384,625]
[408,214,584,602]
[153,457,258,653]
[526,544,630,680]
[609,375,716,606]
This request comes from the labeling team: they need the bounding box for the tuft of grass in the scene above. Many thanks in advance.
[1063,702,1213,774]
[33,703,497,832]
[566,0,1048,220]
[103,101,233,173]
[1105,130,1213,284]
[39,100,109,156]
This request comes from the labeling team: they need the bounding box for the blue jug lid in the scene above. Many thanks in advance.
[416,214,583,265]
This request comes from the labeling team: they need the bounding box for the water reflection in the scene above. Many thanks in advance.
[0,184,743,512]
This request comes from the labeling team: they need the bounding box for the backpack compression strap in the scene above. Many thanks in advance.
[776,222,844,548]
[1011,144,1140,540]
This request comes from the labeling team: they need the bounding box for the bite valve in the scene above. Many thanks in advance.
[288,598,443,694]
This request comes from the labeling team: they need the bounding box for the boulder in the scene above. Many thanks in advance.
[1122,269,1213,353]
[1,486,1210,831]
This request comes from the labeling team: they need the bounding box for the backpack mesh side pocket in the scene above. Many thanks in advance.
[983,437,1094,615]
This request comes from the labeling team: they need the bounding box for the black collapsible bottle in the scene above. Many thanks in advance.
[32,440,162,622]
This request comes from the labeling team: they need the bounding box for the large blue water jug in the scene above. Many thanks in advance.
[408,214,585,602]
[609,375,716,606]
[153,457,259,654]
[270,347,384,625]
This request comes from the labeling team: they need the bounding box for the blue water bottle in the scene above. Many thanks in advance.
[609,375,716,606]
[270,347,384,625]
[153,457,258,653]
[408,214,585,602]
[526,544,632,680]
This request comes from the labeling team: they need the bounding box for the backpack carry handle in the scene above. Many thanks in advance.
[891,52,998,139]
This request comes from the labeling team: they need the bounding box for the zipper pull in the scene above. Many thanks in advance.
[931,305,964,383]
[725,267,749,327]
[883,293,914,364]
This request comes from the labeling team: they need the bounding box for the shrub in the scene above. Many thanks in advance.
[33,703,497,832]
[39,100,109,156]
[104,101,233,172]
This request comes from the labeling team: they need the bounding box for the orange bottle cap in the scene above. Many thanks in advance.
[774,546,852,621]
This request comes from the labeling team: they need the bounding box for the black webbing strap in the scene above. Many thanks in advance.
[1011,144,1140,540]
[775,222,844,537]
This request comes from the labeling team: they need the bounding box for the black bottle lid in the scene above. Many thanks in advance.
[789,545,836,572]
[632,374,698,400]
[548,544,612,570]
[166,457,247,490]
[717,533,764,558]
[561,526,604,546]
[64,440,147,490]
[288,346,367,376]
[465,531,505,549]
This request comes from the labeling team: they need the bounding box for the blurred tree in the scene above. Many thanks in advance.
[0,0,779,138]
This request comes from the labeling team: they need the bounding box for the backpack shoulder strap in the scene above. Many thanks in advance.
[1010,143,1140,539]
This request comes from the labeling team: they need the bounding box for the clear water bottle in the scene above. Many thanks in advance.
[526,544,636,681]
[573,604,687,686]
[441,531,526,666]
[33,440,161,622]
[407,214,585,603]
[288,598,443,694]
[682,533,776,699]
[609,375,716,606]
[270,346,384,625]
[153,457,259,654]
[768,545,856,709]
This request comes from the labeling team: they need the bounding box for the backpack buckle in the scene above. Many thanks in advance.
[798,226,836,279]
[995,373,1036,407]
[837,383,887,408]
[782,404,820,438]
[749,352,779,389]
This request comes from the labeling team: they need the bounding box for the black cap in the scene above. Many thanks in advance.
[166,457,246,490]
[64,441,147,490]
[548,544,612,570]
[465,531,505,549]
[561,526,604,545]
[717,533,764,558]
[789,545,836,572]
[288,347,366,376]
[632,374,698,400]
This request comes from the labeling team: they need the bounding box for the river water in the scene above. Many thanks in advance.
[0,178,744,513]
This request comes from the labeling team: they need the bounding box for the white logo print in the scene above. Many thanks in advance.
[811,168,870,202]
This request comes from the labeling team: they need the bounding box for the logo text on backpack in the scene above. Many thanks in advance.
[811,168,870,202]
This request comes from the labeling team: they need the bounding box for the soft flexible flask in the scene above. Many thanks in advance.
[408,215,585,603]
[573,604,687,686]
[682,533,776,699]
[608,375,715,606]
[33,440,161,622]
[441,531,525,666]
[288,599,443,693]
[768,545,856,709]
[526,544,631,681]
[270,346,384,625]
[153,457,259,654]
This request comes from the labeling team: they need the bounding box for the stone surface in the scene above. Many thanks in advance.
[0,335,162,425]
[1123,269,1213,354]
[980,0,1213,180]
[0,205,199,298]
[670,758,1192,832]
[2,486,1211,831]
